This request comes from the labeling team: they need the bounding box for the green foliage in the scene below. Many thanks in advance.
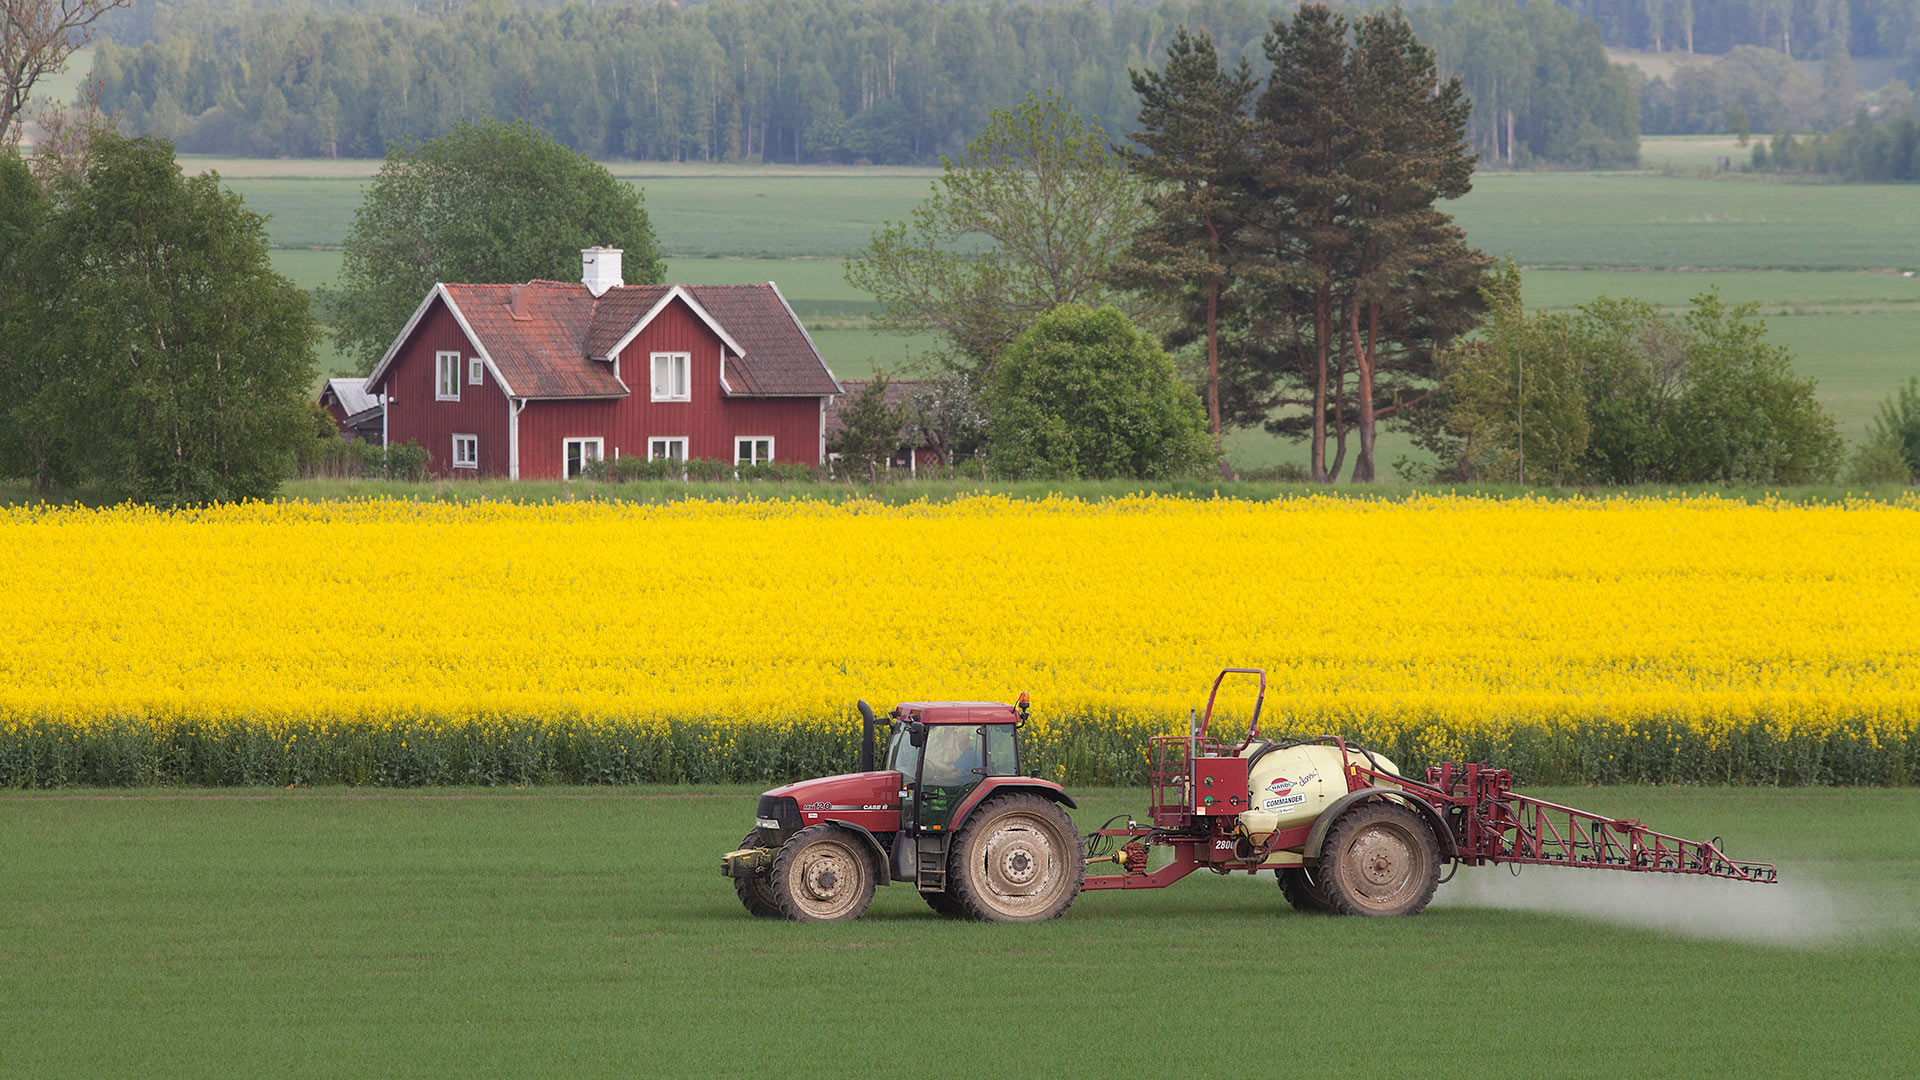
[846,92,1149,371]
[1748,111,1920,182]
[1437,261,1592,485]
[0,150,71,490]
[16,135,317,504]
[92,0,1646,172]
[330,118,664,374]
[1432,276,1843,486]
[1845,439,1915,485]
[1868,376,1920,476]
[1662,292,1843,484]
[831,375,906,481]
[297,437,431,482]
[1412,0,1640,168]
[986,304,1215,480]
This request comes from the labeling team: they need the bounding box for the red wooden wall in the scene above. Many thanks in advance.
[381,298,510,477]
[515,298,823,479]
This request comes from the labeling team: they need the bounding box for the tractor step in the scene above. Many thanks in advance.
[915,835,950,892]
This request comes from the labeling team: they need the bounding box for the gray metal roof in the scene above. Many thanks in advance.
[323,377,379,417]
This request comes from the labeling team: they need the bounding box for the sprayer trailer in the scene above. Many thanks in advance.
[721,668,1777,922]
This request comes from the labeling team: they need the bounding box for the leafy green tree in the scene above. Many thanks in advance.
[1845,439,1914,485]
[986,304,1215,480]
[0,149,70,490]
[1661,292,1842,484]
[1117,25,1257,450]
[331,118,665,374]
[1434,261,1591,485]
[1868,376,1920,477]
[832,374,906,482]
[37,135,317,503]
[847,91,1150,374]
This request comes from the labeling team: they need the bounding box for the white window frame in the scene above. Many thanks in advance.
[436,351,461,401]
[734,436,774,466]
[562,437,604,480]
[650,352,691,402]
[451,433,479,470]
[468,357,484,386]
[648,437,689,462]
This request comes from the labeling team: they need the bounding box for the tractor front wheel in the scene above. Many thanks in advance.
[770,825,877,922]
[734,830,782,918]
[948,794,1084,922]
[1317,801,1441,917]
[1276,866,1334,913]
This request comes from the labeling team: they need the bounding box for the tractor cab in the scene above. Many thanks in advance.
[881,700,1026,834]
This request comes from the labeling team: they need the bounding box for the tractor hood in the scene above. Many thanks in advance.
[765,770,900,811]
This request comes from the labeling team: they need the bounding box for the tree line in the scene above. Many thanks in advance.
[85,0,1638,167]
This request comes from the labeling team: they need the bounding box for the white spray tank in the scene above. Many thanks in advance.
[1236,741,1403,843]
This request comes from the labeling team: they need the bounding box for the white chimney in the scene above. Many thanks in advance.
[582,247,623,297]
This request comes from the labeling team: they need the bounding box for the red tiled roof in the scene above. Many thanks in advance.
[687,285,839,396]
[402,280,838,400]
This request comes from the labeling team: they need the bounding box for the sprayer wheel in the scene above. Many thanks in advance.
[771,825,877,923]
[948,793,1085,922]
[734,830,782,918]
[1276,867,1335,913]
[1318,802,1441,917]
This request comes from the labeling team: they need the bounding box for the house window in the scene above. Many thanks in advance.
[648,437,688,462]
[650,352,690,401]
[468,357,484,386]
[452,434,479,469]
[436,352,461,401]
[735,437,773,466]
[563,437,603,480]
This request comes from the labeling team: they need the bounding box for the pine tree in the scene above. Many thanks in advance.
[1117,26,1257,461]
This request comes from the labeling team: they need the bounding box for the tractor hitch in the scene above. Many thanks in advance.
[721,846,775,880]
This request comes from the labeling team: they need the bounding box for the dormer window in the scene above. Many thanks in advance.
[651,352,690,401]
[436,351,461,401]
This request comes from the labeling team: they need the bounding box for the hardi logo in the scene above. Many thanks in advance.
[1268,768,1319,797]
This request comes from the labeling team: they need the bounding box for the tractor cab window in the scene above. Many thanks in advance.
[982,724,1018,776]
[920,725,982,788]
[885,725,921,779]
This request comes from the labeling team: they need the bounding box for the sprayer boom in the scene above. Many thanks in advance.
[1415,762,1778,883]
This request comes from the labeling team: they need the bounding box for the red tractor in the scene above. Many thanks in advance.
[721,669,1777,922]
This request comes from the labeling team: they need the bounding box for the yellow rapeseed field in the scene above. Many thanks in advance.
[3,493,1916,786]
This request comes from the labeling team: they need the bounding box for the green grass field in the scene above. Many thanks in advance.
[208,153,1920,468]
[1,785,1913,1077]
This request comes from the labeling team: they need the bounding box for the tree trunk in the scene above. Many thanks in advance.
[1352,298,1377,482]
[1311,281,1330,483]
[1328,319,1350,481]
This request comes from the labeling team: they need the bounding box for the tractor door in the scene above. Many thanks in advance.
[910,723,1020,833]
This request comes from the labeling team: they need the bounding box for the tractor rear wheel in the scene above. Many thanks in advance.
[1317,801,1441,917]
[1276,867,1335,913]
[948,793,1084,922]
[770,825,877,922]
[734,829,781,918]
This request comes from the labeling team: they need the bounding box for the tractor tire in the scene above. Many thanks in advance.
[1317,801,1442,917]
[770,824,877,923]
[947,793,1084,922]
[1276,867,1335,913]
[920,890,966,918]
[734,830,781,918]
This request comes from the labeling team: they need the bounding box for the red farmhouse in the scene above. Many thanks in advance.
[366,248,842,479]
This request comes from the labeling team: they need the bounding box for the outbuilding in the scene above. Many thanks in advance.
[364,248,842,479]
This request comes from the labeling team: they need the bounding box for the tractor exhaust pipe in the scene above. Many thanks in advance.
[857,700,880,772]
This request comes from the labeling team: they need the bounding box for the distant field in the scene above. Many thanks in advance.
[1640,134,1758,172]
[219,154,1920,465]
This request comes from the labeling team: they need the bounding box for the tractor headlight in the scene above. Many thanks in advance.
[755,817,780,831]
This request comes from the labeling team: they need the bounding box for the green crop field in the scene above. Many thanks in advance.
[1,786,1913,1077]
[205,153,1920,467]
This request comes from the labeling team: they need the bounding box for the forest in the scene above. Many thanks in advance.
[84,0,1645,164]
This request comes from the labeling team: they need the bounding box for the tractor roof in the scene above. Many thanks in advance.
[892,701,1020,724]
